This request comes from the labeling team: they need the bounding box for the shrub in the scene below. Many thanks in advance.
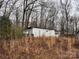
[11,26,24,39]
[0,16,12,39]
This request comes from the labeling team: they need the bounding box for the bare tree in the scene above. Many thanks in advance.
[0,0,4,8]
[4,0,19,17]
[74,16,79,35]
[4,0,11,15]
[39,1,58,29]
[15,8,20,27]
[8,0,20,17]
[0,0,20,18]
[60,16,65,34]
[75,0,79,11]
[68,16,75,34]
[22,0,37,29]
[60,0,71,35]
[45,4,58,29]
[39,0,45,28]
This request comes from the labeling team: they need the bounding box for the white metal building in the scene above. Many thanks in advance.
[23,27,60,37]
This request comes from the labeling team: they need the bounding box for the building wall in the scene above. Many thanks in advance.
[32,28,59,37]
[23,28,60,37]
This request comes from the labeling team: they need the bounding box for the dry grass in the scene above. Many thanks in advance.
[0,36,79,59]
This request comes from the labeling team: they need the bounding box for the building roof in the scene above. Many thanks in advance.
[27,26,32,29]
[27,27,60,32]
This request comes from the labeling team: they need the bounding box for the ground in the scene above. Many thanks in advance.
[0,36,79,59]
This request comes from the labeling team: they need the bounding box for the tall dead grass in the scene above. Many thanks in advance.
[0,36,79,59]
